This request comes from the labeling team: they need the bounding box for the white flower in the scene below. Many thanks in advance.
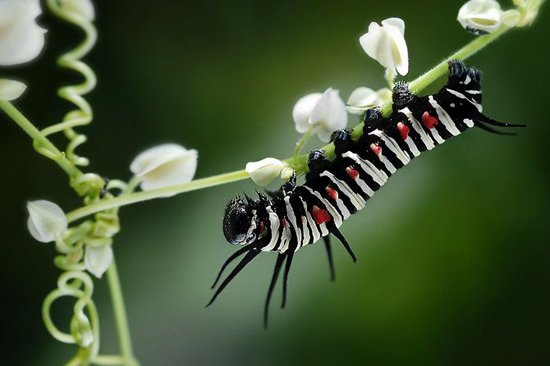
[292,88,348,142]
[457,0,509,34]
[359,18,409,76]
[246,158,286,186]
[27,200,68,243]
[0,0,46,66]
[59,0,95,21]
[513,0,542,26]
[130,143,198,193]
[85,245,113,278]
[0,79,27,101]
[346,87,392,114]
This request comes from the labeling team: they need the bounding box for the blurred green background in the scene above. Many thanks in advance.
[1,0,549,365]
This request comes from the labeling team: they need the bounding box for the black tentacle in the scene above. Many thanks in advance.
[323,235,335,281]
[281,250,295,309]
[207,249,261,307]
[478,114,526,128]
[264,254,286,328]
[476,122,517,136]
[328,224,357,263]
[211,244,255,289]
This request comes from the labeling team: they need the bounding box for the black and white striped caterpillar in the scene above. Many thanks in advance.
[208,61,524,325]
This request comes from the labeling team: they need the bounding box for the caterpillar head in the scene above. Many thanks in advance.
[223,197,256,245]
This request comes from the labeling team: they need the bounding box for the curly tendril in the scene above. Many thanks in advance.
[42,200,123,364]
[38,0,98,168]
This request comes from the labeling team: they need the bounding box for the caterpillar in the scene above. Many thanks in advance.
[208,61,524,326]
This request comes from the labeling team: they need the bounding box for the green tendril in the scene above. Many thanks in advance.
[42,0,97,168]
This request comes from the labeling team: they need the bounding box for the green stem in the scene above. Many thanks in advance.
[0,100,81,178]
[106,257,138,366]
[65,25,514,222]
[293,127,315,161]
[66,170,249,223]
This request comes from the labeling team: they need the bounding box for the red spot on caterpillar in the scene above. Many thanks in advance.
[345,166,359,180]
[397,122,410,140]
[312,205,331,225]
[422,111,439,129]
[370,143,382,156]
[326,186,338,200]
[259,221,265,234]
[280,217,286,228]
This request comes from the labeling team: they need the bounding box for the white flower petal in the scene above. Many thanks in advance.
[359,22,384,63]
[85,245,113,278]
[309,88,347,141]
[0,0,46,66]
[347,87,377,114]
[59,0,95,21]
[27,200,67,243]
[384,22,409,76]
[359,18,409,76]
[292,89,347,142]
[130,143,198,194]
[292,93,322,134]
[381,17,405,35]
[246,157,286,186]
[317,127,335,143]
[0,79,27,101]
[376,87,393,104]
[346,87,392,114]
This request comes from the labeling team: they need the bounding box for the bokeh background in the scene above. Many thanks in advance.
[1,0,549,365]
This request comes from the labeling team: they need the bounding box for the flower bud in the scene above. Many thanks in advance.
[27,200,68,243]
[246,158,286,186]
[0,79,27,101]
[85,245,113,278]
[130,143,198,194]
[457,0,504,34]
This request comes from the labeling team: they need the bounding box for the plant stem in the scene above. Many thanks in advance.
[66,170,249,223]
[293,127,314,161]
[106,257,138,366]
[65,25,513,222]
[0,101,81,178]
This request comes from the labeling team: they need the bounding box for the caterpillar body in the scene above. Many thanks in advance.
[208,61,524,325]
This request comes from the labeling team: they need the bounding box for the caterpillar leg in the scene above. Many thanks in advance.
[323,236,336,281]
